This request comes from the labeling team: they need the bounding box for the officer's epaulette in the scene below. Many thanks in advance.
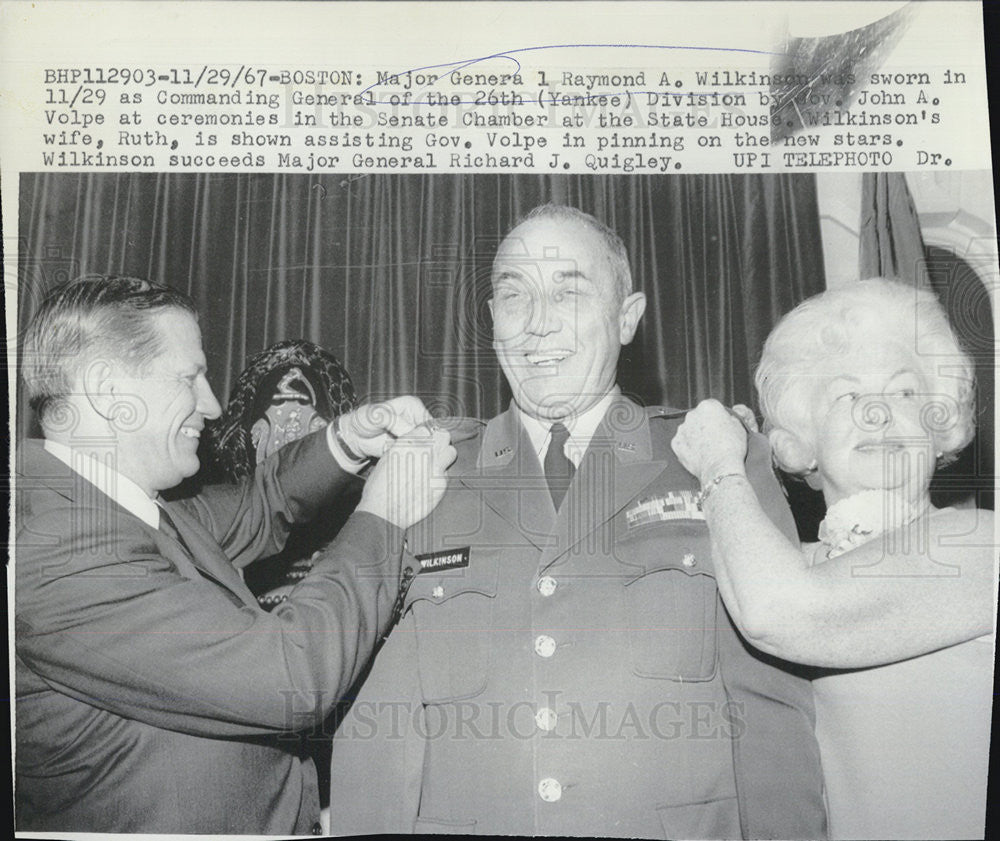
[644,405,687,421]
[426,416,486,444]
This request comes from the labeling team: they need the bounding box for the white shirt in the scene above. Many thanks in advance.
[517,388,618,469]
[44,439,162,528]
[44,425,361,531]
[325,420,372,473]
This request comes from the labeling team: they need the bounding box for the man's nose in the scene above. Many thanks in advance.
[525,299,561,336]
[197,379,223,420]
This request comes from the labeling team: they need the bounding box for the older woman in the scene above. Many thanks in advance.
[672,279,994,840]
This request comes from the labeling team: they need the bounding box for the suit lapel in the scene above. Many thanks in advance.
[159,501,258,605]
[147,520,215,584]
[20,441,256,605]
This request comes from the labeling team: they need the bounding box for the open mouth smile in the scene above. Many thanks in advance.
[525,351,572,367]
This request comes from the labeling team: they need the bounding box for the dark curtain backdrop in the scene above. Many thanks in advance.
[858,171,930,286]
[17,173,826,437]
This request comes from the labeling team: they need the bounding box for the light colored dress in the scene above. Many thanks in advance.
[807,503,994,840]
[813,633,993,839]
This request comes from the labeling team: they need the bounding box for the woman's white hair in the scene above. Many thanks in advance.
[755,278,976,474]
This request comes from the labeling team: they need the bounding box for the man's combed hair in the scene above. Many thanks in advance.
[518,204,634,300]
[755,278,976,473]
[20,274,197,425]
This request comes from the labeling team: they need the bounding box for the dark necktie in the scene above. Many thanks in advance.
[544,422,575,510]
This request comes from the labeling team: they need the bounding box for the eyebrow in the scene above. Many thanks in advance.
[554,269,592,284]
[492,267,595,287]
[493,270,525,283]
[827,368,918,388]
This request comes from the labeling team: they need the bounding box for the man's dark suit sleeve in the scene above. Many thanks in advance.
[15,432,403,738]
[176,425,359,569]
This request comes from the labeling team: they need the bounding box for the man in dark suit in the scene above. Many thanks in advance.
[14,275,454,834]
[327,205,827,838]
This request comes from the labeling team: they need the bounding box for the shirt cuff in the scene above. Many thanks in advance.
[326,421,370,475]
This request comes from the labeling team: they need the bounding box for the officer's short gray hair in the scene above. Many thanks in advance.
[515,204,633,302]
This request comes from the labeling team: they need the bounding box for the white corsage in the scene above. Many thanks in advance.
[817,490,927,559]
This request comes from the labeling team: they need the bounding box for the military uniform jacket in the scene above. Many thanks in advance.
[15,431,403,834]
[328,399,826,839]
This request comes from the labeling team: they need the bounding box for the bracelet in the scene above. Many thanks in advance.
[695,472,746,510]
[333,415,370,466]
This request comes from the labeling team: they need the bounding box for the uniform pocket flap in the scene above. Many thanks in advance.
[626,566,720,682]
[619,540,716,580]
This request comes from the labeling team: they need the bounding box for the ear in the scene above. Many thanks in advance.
[768,428,817,476]
[487,297,495,322]
[803,469,824,491]
[81,359,117,420]
[618,291,647,345]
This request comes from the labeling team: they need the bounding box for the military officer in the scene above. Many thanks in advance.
[327,204,827,839]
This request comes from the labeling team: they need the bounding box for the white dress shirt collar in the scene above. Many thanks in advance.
[43,419,362,532]
[517,387,619,469]
[43,439,162,529]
